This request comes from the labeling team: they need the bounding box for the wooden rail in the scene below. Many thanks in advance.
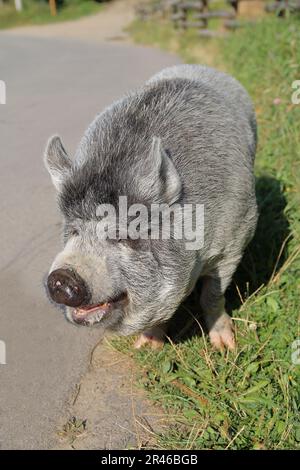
[135,1,300,37]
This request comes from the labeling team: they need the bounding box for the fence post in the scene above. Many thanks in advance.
[15,0,23,11]
[49,0,57,16]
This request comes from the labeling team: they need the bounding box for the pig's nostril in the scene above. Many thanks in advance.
[47,268,90,307]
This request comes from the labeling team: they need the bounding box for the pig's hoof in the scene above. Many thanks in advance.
[208,313,235,351]
[134,327,165,350]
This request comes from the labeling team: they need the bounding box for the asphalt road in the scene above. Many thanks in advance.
[0,33,178,449]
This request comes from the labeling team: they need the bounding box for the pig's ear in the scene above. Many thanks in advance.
[147,137,181,204]
[44,136,71,191]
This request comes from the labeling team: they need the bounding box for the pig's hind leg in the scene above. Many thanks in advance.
[134,325,166,350]
[200,261,240,351]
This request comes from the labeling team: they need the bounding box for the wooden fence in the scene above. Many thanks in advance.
[170,0,238,37]
[136,0,300,37]
[265,0,300,15]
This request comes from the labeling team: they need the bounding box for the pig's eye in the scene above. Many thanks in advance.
[71,229,79,236]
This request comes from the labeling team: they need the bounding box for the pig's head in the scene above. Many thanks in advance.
[44,134,193,335]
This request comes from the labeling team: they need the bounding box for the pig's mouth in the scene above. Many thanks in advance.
[71,292,127,325]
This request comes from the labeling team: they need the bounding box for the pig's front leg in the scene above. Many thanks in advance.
[134,325,166,350]
[200,274,236,351]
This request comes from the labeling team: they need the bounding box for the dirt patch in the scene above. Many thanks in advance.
[53,339,166,449]
[186,41,227,71]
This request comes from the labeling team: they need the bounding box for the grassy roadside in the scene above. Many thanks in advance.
[113,17,300,449]
[0,0,104,30]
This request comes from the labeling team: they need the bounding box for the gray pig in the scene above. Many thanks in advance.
[44,65,258,350]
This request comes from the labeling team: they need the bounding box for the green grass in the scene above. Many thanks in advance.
[0,0,104,30]
[113,16,300,449]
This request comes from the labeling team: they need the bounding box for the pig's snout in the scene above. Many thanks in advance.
[47,268,90,307]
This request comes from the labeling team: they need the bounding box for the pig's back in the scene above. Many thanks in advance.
[76,65,257,206]
[148,65,255,123]
[148,64,257,158]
